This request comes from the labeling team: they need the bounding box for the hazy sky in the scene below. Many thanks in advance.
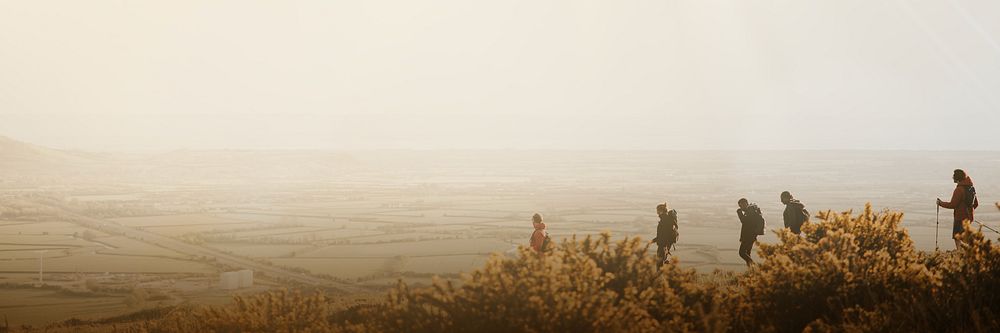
[1,1,998,151]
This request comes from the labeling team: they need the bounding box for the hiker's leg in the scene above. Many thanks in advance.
[737,241,746,263]
[656,245,666,267]
[953,221,963,250]
[739,241,753,266]
[743,242,753,266]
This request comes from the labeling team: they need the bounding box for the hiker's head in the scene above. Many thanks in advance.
[738,198,749,209]
[953,169,967,183]
[532,213,543,224]
[656,203,668,215]
[780,191,793,204]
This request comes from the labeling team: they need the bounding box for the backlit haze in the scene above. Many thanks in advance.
[2,0,999,151]
[4,2,1000,328]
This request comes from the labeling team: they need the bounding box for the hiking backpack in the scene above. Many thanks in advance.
[964,186,977,208]
[666,210,679,244]
[746,204,766,235]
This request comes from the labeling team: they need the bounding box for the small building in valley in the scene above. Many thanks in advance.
[220,269,253,290]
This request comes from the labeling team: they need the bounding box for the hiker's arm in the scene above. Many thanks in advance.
[939,188,961,209]
[974,196,979,209]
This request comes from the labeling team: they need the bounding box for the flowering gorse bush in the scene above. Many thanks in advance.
[735,204,939,332]
[152,290,348,333]
[368,234,725,333]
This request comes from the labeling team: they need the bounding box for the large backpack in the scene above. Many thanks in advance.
[666,210,679,245]
[964,186,977,208]
[793,201,810,227]
[746,204,766,235]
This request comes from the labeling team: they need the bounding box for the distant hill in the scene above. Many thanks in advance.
[0,136,360,182]
[0,136,100,171]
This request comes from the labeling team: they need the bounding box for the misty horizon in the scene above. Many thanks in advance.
[6,134,1000,153]
[2,1,999,151]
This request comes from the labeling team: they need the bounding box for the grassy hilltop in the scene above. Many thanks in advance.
[10,203,1000,333]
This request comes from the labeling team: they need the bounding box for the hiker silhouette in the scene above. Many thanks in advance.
[736,198,765,267]
[780,191,808,235]
[651,203,678,267]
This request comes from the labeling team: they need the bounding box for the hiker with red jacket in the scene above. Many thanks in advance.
[938,169,979,249]
[650,203,678,267]
[529,213,549,253]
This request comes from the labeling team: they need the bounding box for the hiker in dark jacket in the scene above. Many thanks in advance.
[651,203,678,267]
[736,198,764,267]
[780,191,808,235]
[938,169,979,249]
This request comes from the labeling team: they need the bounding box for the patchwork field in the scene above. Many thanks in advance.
[0,288,127,326]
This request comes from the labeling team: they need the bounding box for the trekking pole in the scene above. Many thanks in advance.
[935,203,940,251]
[973,220,1000,235]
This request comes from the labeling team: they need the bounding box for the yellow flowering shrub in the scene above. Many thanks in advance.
[922,220,1000,331]
[367,234,726,333]
[733,204,939,332]
[149,290,360,333]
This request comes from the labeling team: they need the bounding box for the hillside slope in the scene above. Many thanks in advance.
[0,136,99,171]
